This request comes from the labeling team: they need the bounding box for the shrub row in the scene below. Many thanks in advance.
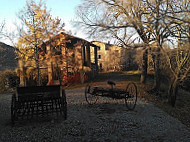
[0,70,19,93]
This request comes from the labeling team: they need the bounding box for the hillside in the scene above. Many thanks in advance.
[0,42,17,71]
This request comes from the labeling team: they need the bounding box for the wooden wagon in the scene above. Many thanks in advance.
[11,85,67,124]
[85,81,137,110]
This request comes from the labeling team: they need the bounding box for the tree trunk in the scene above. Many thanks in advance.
[168,78,178,107]
[153,47,161,90]
[140,48,148,83]
[35,44,40,86]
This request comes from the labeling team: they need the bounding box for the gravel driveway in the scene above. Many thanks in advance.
[0,87,190,142]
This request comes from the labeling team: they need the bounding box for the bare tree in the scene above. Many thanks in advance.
[76,0,190,106]
[161,28,190,106]
[76,0,155,84]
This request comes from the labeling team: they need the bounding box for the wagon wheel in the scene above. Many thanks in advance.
[125,82,137,110]
[85,83,98,105]
[11,94,17,124]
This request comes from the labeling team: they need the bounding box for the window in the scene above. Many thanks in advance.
[98,54,101,59]
[54,45,62,55]
[105,44,109,50]
[115,50,119,54]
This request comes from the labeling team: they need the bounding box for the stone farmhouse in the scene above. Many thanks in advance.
[91,41,138,72]
[19,32,99,86]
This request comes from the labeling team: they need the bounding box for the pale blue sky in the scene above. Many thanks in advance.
[0,0,84,45]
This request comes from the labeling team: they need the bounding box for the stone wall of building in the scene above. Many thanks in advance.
[92,41,128,72]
